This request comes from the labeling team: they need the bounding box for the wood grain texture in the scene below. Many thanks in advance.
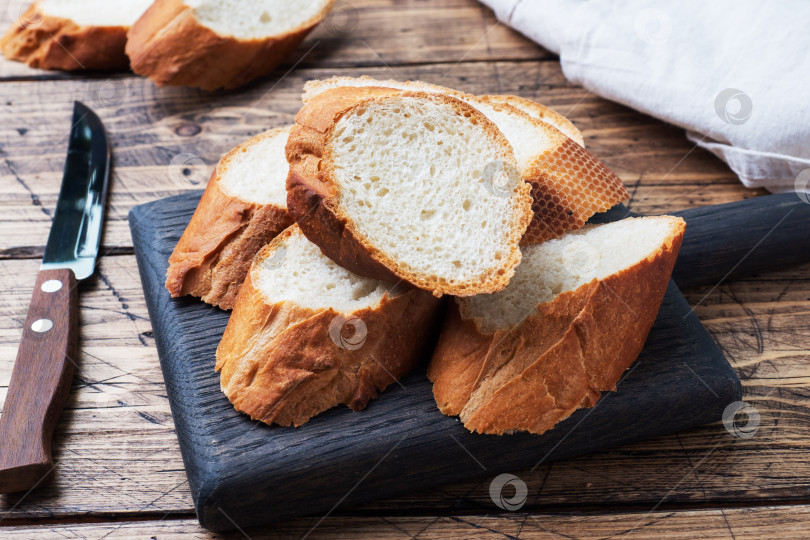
[4,505,810,539]
[671,193,810,289]
[0,0,808,536]
[0,268,76,494]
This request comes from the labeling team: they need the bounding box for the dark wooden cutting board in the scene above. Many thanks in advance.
[131,192,810,532]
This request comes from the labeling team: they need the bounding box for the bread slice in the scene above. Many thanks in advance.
[1,0,152,70]
[126,0,334,90]
[484,94,584,147]
[304,77,585,147]
[286,86,534,297]
[303,77,629,245]
[166,126,293,310]
[427,216,686,435]
[215,225,442,427]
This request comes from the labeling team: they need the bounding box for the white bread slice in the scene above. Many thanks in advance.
[427,215,686,435]
[166,126,293,310]
[484,94,584,146]
[1,0,152,70]
[304,77,585,147]
[126,0,334,90]
[286,86,534,297]
[215,225,442,427]
[303,77,629,245]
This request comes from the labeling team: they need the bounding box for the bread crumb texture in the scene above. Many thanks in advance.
[186,0,332,38]
[326,93,531,294]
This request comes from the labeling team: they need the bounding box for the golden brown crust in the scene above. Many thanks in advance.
[286,86,532,297]
[521,136,630,245]
[0,3,130,70]
[464,95,628,245]
[125,0,333,91]
[165,130,293,310]
[215,230,443,426]
[427,217,686,435]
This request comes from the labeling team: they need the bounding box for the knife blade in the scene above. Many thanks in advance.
[0,102,110,494]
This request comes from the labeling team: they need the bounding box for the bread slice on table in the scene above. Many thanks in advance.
[216,225,442,427]
[286,86,534,297]
[166,126,293,310]
[427,215,686,435]
[303,77,629,245]
[126,0,334,90]
[1,0,152,70]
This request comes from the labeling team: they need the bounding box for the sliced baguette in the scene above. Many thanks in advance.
[484,94,584,146]
[1,0,152,70]
[215,225,442,427]
[166,126,293,310]
[286,86,534,297]
[427,215,686,435]
[126,0,333,90]
[304,77,585,147]
[303,77,629,245]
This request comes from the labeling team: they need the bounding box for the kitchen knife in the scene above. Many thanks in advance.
[0,102,110,494]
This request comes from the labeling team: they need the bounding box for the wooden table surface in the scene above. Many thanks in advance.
[1,1,809,538]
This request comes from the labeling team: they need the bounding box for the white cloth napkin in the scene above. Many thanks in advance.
[481,0,810,193]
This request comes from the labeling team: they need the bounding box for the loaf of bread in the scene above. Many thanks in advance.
[216,225,442,426]
[1,0,152,70]
[302,77,629,244]
[165,126,293,310]
[427,216,686,435]
[286,86,534,297]
[126,0,334,90]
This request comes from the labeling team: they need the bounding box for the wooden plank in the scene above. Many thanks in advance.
[304,0,551,67]
[1,254,810,519]
[4,504,810,538]
[0,0,549,80]
[0,61,755,259]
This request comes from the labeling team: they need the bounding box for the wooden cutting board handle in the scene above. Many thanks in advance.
[672,192,810,289]
[0,268,78,494]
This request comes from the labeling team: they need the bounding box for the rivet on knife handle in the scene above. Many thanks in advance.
[0,268,78,494]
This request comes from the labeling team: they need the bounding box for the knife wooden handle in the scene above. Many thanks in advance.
[0,268,78,494]
[671,192,810,289]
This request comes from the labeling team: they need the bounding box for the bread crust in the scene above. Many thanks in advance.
[521,134,629,245]
[125,0,333,90]
[165,129,293,310]
[427,216,686,435]
[286,86,533,297]
[300,77,628,245]
[484,94,585,147]
[215,228,442,426]
[0,3,130,70]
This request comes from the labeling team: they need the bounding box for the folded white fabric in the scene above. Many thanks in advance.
[481,0,810,193]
